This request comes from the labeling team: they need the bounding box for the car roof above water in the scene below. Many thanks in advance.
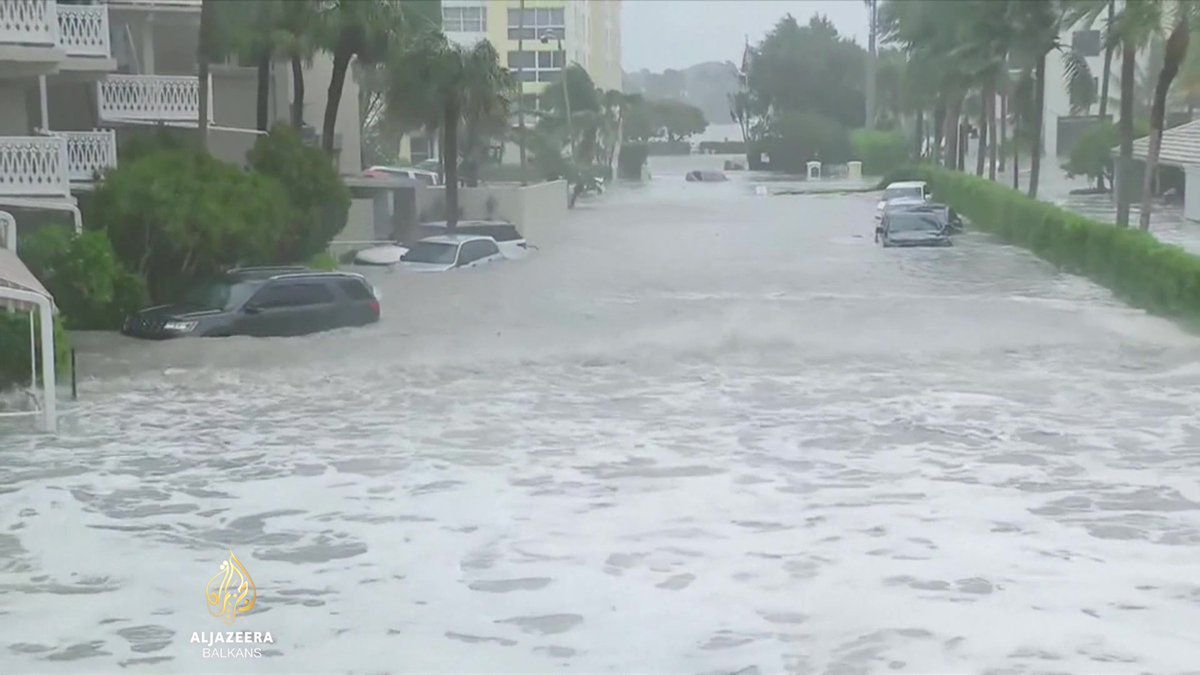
[225,267,367,283]
[886,180,927,189]
[419,234,496,245]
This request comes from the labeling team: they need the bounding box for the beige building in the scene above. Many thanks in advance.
[0,0,362,232]
[402,0,622,163]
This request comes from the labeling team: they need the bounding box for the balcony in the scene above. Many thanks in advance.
[51,129,117,182]
[57,3,110,60]
[0,136,70,199]
[98,74,212,124]
[0,1,57,48]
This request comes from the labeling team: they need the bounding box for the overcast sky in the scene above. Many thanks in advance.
[621,0,869,73]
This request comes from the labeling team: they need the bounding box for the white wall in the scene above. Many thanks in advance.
[1185,166,1200,222]
[1043,28,1108,157]
[414,181,568,243]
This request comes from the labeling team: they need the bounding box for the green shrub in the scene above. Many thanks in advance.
[752,111,851,172]
[248,125,351,261]
[90,147,292,302]
[0,312,70,390]
[617,142,649,179]
[18,227,148,330]
[916,166,1200,323]
[851,129,909,176]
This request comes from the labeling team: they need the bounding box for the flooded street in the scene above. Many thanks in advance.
[4,156,1200,672]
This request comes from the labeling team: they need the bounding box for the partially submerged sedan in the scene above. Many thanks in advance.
[396,235,506,272]
[876,210,952,248]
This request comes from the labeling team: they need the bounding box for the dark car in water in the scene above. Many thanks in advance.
[886,201,964,234]
[876,210,953,248]
[123,267,380,339]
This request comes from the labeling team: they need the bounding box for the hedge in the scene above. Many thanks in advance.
[0,312,70,390]
[896,165,1200,322]
[851,129,909,176]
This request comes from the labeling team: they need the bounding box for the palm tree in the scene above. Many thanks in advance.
[197,0,215,151]
[1139,9,1191,230]
[277,0,320,128]
[316,1,438,157]
[387,35,513,229]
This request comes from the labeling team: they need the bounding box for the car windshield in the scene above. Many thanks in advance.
[889,213,944,233]
[883,187,923,201]
[179,280,233,310]
[401,242,458,264]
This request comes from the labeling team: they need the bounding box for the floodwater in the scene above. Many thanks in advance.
[4,155,1200,673]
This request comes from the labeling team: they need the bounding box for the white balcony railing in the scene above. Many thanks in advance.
[98,74,211,124]
[0,136,70,198]
[57,3,109,58]
[0,0,58,48]
[51,129,117,182]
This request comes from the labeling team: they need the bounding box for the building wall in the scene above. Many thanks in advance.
[1043,25,1108,157]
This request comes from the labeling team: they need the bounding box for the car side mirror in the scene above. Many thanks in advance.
[243,304,262,315]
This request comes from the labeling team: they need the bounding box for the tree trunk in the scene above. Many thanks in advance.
[1116,45,1136,226]
[256,51,270,132]
[1098,0,1114,121]
[866,0,877,129]
[943,97,960,168]
[988,87,997,180]
[914,108,924,159]
[999,93,1007,172]
[322,45,352,156]
[1139,16,1190,230]
[1028,52,1046,199]
[1012,112,1020,191]
[977,82,991,176]
[444,100,460,230]
[958,119,967,170]
[933,101,945,163]
[291,55,305,128]
[197,0,212,152]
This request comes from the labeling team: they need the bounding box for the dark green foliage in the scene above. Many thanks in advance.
[18,227,148,330]
[851,129,909,176]
[752,111,850,171]
[918,166,1200,322]
[0,313,70,389]
[90,148,292,302]
[617,142,649,179]
[248,125,351,261]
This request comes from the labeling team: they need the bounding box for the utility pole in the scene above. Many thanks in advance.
[865,0,877,129]
[517,0,527,184]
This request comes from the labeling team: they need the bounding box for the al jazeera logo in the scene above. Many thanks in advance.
[189,550,275,659]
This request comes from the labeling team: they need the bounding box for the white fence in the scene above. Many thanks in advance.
[57,3,109,58]
[0,136,70,198]
[0,0,57,48]
[52,129,117,181]
[98,74,211,124]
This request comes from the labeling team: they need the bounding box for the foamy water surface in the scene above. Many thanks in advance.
[3,156,1200,673]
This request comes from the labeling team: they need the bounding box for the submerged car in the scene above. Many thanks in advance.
[686,169,729,182]
[876,210,952,248]
[123,267,380,339]
[876,180,929,220]
[887,201,964,234]
[362,165,440,185]
[396,234,506,272]
[413,221,529,258]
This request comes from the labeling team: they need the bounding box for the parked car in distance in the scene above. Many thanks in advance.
[887,201,964,234]
[413,220,529,258]
[396,235,506,272]
[876,180,929,220]
[686,169,729,182]
[123,267,380,339]
[362,165,440,185]
[876,210,952,248]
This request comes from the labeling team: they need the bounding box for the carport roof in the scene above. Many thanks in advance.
[0,248,53,313]
[1127,118,1200,167]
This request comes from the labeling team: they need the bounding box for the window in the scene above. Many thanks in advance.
[507,7,564,40]
[252,282,334,308]
[443,6,486,32]
[506,50,565,83]
[337,279,374,301]
[458,240,499,265]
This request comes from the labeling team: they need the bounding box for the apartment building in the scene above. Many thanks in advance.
[405,0,621,164]
[0,0,361,228]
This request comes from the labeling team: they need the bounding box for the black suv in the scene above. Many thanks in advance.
[123,267,380,339]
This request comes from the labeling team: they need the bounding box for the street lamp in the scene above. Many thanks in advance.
[540,29,573,163]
